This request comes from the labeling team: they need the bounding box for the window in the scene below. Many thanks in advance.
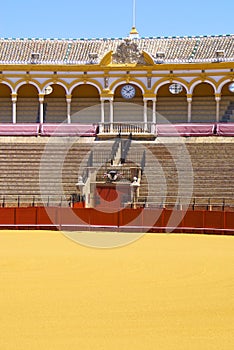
[228,82,234,93]
[169,83,183,94]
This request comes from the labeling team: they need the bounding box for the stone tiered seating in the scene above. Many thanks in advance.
[156,96,188,123]
[2,137,234,209]
[71,98,100,124]
[140,141,234,208]
[16,97,38,123]
[191,97,216,122]
[0,140,92,206]
[0,98,12,123]
[0,139,120,206]
[220,97,234,122]
[44,97,67,123]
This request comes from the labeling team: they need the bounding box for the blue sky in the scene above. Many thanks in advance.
[1,0,233,39]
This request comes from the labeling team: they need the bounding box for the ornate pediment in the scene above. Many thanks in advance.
[112,39,146,65]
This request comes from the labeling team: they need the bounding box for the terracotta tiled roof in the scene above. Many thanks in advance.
[0,35,233,64]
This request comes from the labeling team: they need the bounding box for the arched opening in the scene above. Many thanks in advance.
[157,83,187,124]
[113,84,143,123]
[17,84,39,123]
[71,84,100,124]
[44,84,67,123]
[0,84,12,123]
[191,83,216,123]
[220,82,234,122]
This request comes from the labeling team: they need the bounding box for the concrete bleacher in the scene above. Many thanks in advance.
[0,138,117,207]
[16,97,38,123]
[71,98,101,124]
[0,98,12,123]
[191,96,216,122]
[126,140,234,208]
[44,97,67,123]
[156,96,188,123]
[0,140,92,206]
[220,96,234,122]
[1,132,234,209]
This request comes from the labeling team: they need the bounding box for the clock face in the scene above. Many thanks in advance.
[121,84,136,99]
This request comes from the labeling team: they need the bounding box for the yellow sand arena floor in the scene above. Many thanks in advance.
[0,230,233,350]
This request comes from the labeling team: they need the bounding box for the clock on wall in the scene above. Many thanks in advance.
[121,84,136,99]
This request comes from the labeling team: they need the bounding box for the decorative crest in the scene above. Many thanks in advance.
[112,39,146,65]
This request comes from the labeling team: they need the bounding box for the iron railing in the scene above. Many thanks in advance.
[0,194,234,211]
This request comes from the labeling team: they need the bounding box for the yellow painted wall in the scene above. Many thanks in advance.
[0,83,11,97]
[72,85,99,98]
[17,84,38,97]
[193,83,214,96]
[46,84,66,98]
[221,83,234,96]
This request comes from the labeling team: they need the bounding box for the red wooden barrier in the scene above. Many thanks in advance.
[205,211,223,229]
[0,208,15,225]
[0,207,233,234]
[37,207,58,226]
[223,211,234,232]
[89,209,119,227]
[15,207,37,225]
[119,208,143,227]
[183,210,204,229]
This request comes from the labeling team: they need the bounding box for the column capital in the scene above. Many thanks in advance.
[11,92,17,101]
[215,93,221,101]
[100,96,114,102]
[143,93,156,100]
[66,94,72,101]
[186,94,192,101]
[100,89,114,100]
[39,93,45,102]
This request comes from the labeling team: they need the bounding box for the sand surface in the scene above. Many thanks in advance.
[0,231,233,350]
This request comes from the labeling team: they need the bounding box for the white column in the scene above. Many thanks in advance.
[152,98,156,123]
[101,99,105,124]
[152,98,157,133]
[39,94,45,124]
[215,96,221,122]
[143,99,148,131]
[187,97,192,123]
[66,95,72,124]
[99,99,105,133]
[11,93,17,124]
[109,98,114,133]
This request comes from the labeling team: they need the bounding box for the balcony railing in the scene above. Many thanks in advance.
[99,122,156,134]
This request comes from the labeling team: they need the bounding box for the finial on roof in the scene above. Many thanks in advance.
[130,26,139,36]
[129,0,140,38]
